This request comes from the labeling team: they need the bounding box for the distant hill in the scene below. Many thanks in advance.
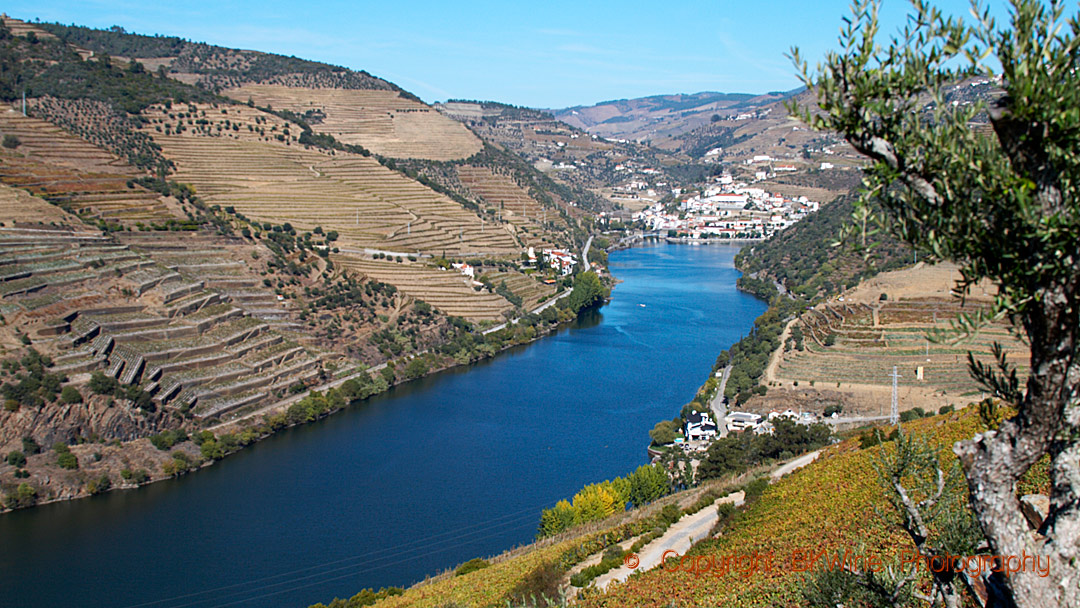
[34,22,403,95]
[553,89,803,146]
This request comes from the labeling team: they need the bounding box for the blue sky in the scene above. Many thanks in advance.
[6,1,1009,108]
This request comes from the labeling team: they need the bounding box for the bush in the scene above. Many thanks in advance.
[85,474,111,495]
[743,477,770,500]
[57,451,79,470]
[60,385,83,404]
[454,558,490,577]
[4,482,37,509]
[121,468,149,484]
[88,372,119,395]
[149,429,189,451]
[2,134,21,149]
[21,437,40,455]
[6,450,26,467]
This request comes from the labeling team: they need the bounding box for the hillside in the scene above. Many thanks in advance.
[583,408,1041,607]
[0,16,599,512]
[436,100,707,212]
[553,90,801,146]
[33,20,400,94]
[760,262,1028,417]
[223,85,482,161]
[303,407,1040,608]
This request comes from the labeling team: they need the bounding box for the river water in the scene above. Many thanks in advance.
[0,242,766,608]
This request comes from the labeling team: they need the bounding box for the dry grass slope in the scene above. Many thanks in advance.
[0,110,179,223]
[140,103,519,256]
[224,85,483,161]
[334,256,512,322]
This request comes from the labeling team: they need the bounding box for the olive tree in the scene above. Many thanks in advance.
[790,1,1080,606]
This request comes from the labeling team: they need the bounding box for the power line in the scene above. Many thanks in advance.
[207,516,543,608]
[121,498,559,608]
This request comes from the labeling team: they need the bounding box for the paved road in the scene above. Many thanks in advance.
[770,450,821,482]
[481,290,573,335]
[582,235,594,271]
[709,366,732,437]
[823,415,894,426]
[594,491,745,591]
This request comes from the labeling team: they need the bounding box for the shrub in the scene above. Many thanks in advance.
[6,450,26,467]
[85,474,111,495]
[4,482,37,509]
[120,468,149,484]
[21,437,40,454]
[60,386,83,404]
[88,372,119,395]
[743,477,770,500]
[57,451,79,470]
[2,134,21,149]
[149,429,189,451]
[454,558,490,577]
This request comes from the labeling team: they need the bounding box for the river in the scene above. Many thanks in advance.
[0,242,767,608]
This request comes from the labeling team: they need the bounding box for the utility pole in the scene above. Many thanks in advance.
[890,366,901,425]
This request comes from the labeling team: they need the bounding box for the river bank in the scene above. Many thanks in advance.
[0,266,609,514]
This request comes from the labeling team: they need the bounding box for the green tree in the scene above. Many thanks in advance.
[60,385,82,404]
[559,271,606,314]
[697,436,746,481]
[4,482,37,509]
[648,419,677,445]
[791,1,1080,605]
[403,357,429,380]
[21,437,40,455]
[537,499,576,538]
[57,451,78,470]
[627,463,669,507]
[6,450,26,467]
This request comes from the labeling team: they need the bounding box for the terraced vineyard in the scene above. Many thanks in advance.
[456,165,566,250]
[775,299,1029,395]
[334,256,513,322]
[1,15,59,40]
[141,105,520,256]
[476,268,557,311]
[0,182,84,226]
[0,214,321,426]
[0,110,179,223]
[223,84,483,161]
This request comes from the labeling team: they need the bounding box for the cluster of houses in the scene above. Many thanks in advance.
[539,248,578,276]
[631,173,821,240]
[672,409,821,450]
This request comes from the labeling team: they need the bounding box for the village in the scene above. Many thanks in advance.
[630,171,821,240]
